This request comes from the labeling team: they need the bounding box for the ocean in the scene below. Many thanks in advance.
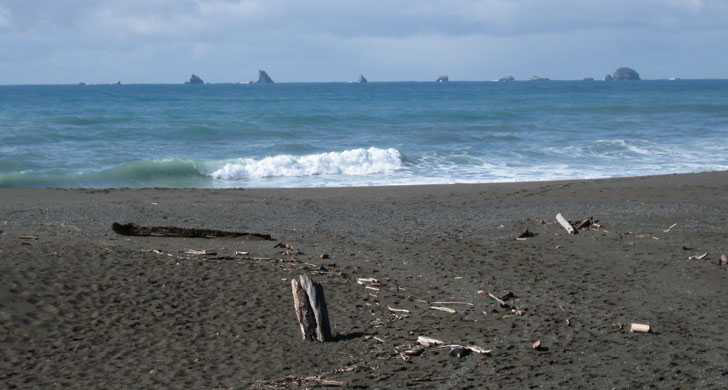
[1,80,727,188]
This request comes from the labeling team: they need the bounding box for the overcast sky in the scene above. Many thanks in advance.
[1,0,727,84]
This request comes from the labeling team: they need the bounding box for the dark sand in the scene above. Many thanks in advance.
[2,172,728,389]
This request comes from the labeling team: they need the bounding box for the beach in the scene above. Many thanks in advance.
[2,171,728,389]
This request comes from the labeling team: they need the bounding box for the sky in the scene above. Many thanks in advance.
[1,0,727,84]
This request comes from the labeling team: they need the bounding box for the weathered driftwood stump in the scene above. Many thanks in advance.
[291,274,332,342]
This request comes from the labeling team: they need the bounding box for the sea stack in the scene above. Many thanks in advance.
[498,76,515,82]
[608,67,640,81]
[436,75,449,83]
[604,74,614,81]
[186,74,204,84]
[257,70,274,84]
[359,75,368,84]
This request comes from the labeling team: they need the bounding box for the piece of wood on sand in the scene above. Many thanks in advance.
[291,274,332,342]
[429,306,456,314]
[555,213,576,235]
[417,336,445,347]
[630,323,651,333]
[112,222,273,240]
[387,306,410,314]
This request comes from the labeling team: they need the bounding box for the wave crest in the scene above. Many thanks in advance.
[211,147,403,180]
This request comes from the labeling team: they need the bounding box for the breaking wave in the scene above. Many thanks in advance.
[0,148,405,188]
[211,147,403,180]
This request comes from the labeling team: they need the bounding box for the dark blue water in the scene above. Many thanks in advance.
[1,80,727,188]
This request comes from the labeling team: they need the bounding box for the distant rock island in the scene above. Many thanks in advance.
[185,74,204,84]
[606,67,640,81]
[257,70,274,84]
[436,75,449,83]
[498,76,515,82]
[583,77,595,81]
[359,75,368,84]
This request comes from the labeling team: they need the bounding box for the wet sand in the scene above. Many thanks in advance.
[2,171,728,389]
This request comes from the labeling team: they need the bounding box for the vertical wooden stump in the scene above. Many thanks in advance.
[291,274,332,342]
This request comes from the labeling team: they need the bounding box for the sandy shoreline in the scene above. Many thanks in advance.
[2,171,728,389]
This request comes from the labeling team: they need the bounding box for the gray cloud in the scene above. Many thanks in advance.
[1,0,727,83]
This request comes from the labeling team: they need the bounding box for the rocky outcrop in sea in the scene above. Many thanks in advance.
[612,67,641,80]
[359,75,368,83]
[605,67,640,81]
[186,74,204,84]
[436,75,449,83]
[257,70,274,84]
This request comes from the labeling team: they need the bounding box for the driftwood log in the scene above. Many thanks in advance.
[291,274,332,342]
[112,223,273,240]
[555,213,576,235]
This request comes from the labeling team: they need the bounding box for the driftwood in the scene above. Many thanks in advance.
[356,278,379,285]
[663,223,678,233]
[487,292,511,308]
[185,249,217,256]
[291,274,332,342]
[112,222,273,240]
[387,306,410,314]
[555,213,575,235]
[431,301,474,306]
[721,254,728,266]
[574,217,593,231]
[688,252,708,261]
[532,339,543,350]
[414,336,491,358]
[417,336,444,347]
[630,323,651,333]
[516,228,536,241]
[429,306,456,314]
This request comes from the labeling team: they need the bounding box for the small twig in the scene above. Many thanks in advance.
[663,223,677,233]
[431,301,474,306]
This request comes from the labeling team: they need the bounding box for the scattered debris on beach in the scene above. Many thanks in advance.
[112,222,273,240]
[555,213,603,235]
[252,364,375,389]
[721,254,727,266]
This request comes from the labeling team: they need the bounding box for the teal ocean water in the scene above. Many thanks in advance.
[1,80,727,188]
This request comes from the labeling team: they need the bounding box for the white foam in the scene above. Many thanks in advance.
[210,147,403,180]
